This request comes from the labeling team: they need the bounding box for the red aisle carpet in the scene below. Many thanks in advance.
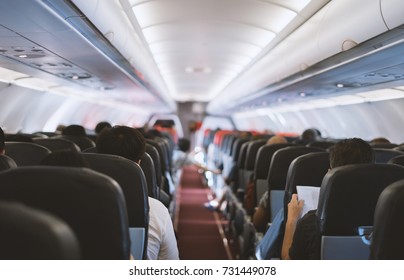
[176,166,230,260]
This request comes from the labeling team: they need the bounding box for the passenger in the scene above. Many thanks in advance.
[370,137,390,145]
[0,127,5,154]
[173,138,221,189]
[96,125,179,260]
[62,124,87,137]
[40,150,89,167]
[252,135,288,231]
[281,138,374,260]
[94,121,112,135]
[295,128,321,145]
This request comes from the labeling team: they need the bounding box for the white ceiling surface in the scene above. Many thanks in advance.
[124,0,329,102]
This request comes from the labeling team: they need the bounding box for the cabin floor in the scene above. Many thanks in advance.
[175,166,234,260]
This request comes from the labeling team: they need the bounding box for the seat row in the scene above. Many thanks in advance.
[0,135,175,260]
[204,131,404,259]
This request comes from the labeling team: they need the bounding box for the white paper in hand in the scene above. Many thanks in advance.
[296,186,320,217]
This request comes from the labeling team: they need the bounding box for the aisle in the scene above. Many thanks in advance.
[175,166,231,260]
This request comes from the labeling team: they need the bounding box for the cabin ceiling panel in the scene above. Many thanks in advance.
[126,0,321,101]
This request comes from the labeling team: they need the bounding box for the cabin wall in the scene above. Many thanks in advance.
[0,82,150,133]
[232,97,404,144]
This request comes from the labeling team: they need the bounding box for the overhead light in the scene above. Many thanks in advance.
[299,92,306,97]
[18,54,28,58]
[185,66,212,73]
[336,83,344,88]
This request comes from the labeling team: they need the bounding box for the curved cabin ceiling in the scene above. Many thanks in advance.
[123,0,329,102]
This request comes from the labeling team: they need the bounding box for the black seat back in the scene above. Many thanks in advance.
[34,138,80,152]
[284,152,330,216]
[371,179,404,259]
[373,148,404,163]
[53,135,95,151]
[317,163,404,236]
[307,141,335,150]
[146,144,162,188]
[0,154,17,171]
[5,142,51,166]
[81,153,149,229]
[140,152,158,199]
[0,201,80,260]
[268,146,323,191]
[245,139,267,172]
[0,167,130,259]
[388,154,404,166]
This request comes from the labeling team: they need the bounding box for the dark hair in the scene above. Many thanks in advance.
[62,125,86,137]
[0,127,4,152]
[300,128,320,144]
[40,150,89,167]
[177,138,191,152]
[96,126,146,162]
[329,138,374,168]
[95,121,112,134]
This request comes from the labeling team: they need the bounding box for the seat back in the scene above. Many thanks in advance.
[373,148,404,163]
[81,153,149,229]
[0,154,17,171]
[317,163,404,236]
[0,167,130,259]
[268,146,323,191]
[5,142,51,166]
[53,135,95,151]
[140,152,158,199]
[388,154,404,166]
[0,201,80,260]
[307,141,335,150]
[33,138,80,152]
[146,143,162,188]
[371,179,404,259]
[253,143,294,206]
[284,152,330,217]
[267,146,323,220]
[244,140,267,190]
[370,143,398,149]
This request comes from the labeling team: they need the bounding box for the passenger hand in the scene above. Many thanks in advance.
[287,194,304,223]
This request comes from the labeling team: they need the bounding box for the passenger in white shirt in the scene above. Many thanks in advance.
[97,125,179,260]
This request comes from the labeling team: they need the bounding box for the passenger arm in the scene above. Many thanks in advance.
[281,194,304,260]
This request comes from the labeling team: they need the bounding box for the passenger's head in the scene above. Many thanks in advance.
[0,127,5,154]
[177,138,191,152]
[62,125,86,137]
[96,126,146,162]
[267,135,287,145]
[370,137,390,145]
[40,150,89,167]
[329,138,374,169]
[95,121,112,135]
[300,128,321,144]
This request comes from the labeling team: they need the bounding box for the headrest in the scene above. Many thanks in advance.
[81,153,149,229]
[371,179,404,259]
[0,167,130,259]
[388,154,404,166]
[0,201,80,259]
[371,143,398,149]
[317,163,404,236]
[307,141,335,150]
[268,146,323,191]
[245,139,267,171]
[53,135,95,151]
[254,143,294,180]
[33,138,80,152]
[5,142,51,166]
[284,152,329,209]
[231,138,250,162]
[237,141,250,169]
[0,154,17,170]
[373,148,404,163]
